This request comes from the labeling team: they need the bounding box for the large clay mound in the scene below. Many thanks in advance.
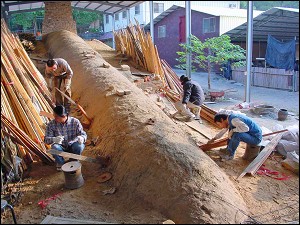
[43,30,248,223]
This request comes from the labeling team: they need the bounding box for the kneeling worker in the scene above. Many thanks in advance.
[44,105,87,170]
[209,113,262,160]
[174,75,205,122]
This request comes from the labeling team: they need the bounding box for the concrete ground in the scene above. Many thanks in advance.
[173,69,299,115]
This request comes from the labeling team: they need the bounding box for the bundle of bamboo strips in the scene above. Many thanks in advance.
[1,19,54,165]
[114,19,165,86]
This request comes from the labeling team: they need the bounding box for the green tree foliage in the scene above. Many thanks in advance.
[9,9,103,33]
[176,35,246,90]
[240,1,299,10]
[10,10,44,30]
[72,9,102,28]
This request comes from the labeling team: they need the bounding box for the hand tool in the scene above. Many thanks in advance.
[47,149,110,167]
[55,87,93,128]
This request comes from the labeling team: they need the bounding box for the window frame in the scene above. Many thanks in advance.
[154,3,164,13]
[203,17,216,33]
[158,25,166,38]
[122,11,127,19]
[114,13,119,21]
[105,14,109,24]
[135,5,140,15]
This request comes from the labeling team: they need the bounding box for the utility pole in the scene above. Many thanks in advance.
[185,1,191,78]
[245,1,253,103]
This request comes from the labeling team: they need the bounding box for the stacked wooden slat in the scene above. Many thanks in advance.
[200,105,221,128]
[114,19,165,86]
[1,19,54,165]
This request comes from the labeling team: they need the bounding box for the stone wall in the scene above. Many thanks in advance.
[42,2,77,35]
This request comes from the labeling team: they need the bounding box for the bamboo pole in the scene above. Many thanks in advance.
[1,68,46,151]
[1,19,51,98]
[1,114,54,164]
[1,50,45,128]
[1,84,18,124]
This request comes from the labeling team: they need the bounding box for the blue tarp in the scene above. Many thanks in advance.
[265,35,296,70]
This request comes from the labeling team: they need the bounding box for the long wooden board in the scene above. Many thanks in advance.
[199,129,289,151]
[185,121,214,140]
[237,132,285,180]
[41,215,117,224]
[47,149,99,163]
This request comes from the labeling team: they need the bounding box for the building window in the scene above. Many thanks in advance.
[135,5,140,15]
[203,17,216,33]
[158,25,166,38]
[105,15,109,24]
[114,13,119,21]
[122,11,127,19]
[154,3,164,13]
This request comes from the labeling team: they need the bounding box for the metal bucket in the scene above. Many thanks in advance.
[61,161,84,189]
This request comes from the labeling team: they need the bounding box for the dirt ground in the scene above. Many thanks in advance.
[1,39,299,224]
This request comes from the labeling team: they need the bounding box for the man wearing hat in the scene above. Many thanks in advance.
[174,75,205,122]
[44,105,87,170]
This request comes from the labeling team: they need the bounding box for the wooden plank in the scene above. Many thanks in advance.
[40,110,54,119]
[185,121,214,140]
[199,129,289,151]
[41,215,117,224]
[200,138,228,151]
[47,149,99,163]
[236,132,285,180]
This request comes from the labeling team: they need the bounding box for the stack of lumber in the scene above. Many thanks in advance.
[114,19,164,83]
[114,21,182,101]
[1,19,54,166]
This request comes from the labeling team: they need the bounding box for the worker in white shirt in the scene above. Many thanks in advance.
[208,113,262,160]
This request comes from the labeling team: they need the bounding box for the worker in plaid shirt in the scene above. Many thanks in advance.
[44,105,87,170]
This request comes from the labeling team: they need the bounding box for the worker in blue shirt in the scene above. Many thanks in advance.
[209,113,262,160]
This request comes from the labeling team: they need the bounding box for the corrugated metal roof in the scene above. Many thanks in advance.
[143,5,180,30]
[1,1,144,16]
[144,4,263,31]
[184,5,263,17]
[224,7,299,42]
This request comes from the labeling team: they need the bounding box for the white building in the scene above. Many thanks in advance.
[103,1,241,33]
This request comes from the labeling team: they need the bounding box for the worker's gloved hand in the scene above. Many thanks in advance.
[53,136,64,144]
[182,103,187,109]
[64,78,71,91]
[228,130,234,139]
[77,136,84,144]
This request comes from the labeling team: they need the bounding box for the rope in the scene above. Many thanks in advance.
[257,164,292,180]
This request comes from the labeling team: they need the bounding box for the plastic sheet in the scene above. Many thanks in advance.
[265,35,296,70]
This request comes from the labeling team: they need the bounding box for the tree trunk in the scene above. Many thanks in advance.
[207,62,211,90]
[207,49,212,90]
